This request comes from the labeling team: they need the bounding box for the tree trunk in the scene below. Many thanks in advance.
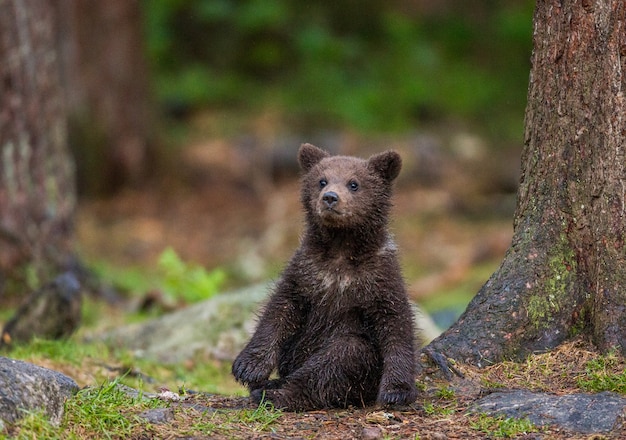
[426,0,626,366]
[56,0,152,195]
[0,0,76,293]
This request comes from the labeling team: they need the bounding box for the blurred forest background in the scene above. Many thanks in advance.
[64,0,534,328]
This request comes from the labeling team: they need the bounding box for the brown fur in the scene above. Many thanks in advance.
[232,143,418,411]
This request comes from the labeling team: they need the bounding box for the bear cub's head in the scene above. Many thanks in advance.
[298,143,402,230]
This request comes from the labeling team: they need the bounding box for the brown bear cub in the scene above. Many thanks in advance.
[232,143,418,411]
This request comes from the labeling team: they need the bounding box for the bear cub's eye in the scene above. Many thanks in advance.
[319,179,328,189]
[348,180,359,191]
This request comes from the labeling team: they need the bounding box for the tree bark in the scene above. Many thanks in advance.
[426,0,626,366]
[56,0,152,195]
[0,0,76,292]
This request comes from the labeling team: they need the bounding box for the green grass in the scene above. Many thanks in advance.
[577,351,626,393]
[237,400,283,431]
[434,385,456,400]
[470,413,538,438]
[64,380,165,439]
[4,378,167,440]
[5,325,243,397]
[6,380,279,439]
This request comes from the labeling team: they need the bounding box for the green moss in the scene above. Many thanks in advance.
[526,233,576,330]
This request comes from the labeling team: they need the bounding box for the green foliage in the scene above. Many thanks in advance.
[89,262,155,295]
[422,384,458,417]
[143,0,535,138]
[91,247,226,304]
[434,385,456,400]
[5,409,58,440]
[158,247,226,303]
[7,379,166,440]
[470,413,538,438]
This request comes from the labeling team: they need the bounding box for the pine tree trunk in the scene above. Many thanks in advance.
[426,0,626,365]
[56,0,152,195]
[0,0,76,292]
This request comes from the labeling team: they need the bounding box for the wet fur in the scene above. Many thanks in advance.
[232,143,418,411]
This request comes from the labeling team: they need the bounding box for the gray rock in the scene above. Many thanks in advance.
[472,389,626,434]
[100,283,269,363]
[98,283,440,364]
[0,357,79,426]
[137,407,175,424]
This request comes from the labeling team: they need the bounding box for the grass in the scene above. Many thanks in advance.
[469,413,538,438]
[62,380,164,439]
[477,338,626,395]
[577,351,626,393]
[5,330,242,397]
[5,377,283,439]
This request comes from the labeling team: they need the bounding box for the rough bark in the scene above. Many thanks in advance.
[0,0,76,291]
[426,0,626,365]
[55,0,152,195]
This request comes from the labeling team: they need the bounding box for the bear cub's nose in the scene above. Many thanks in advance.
[322,191,339,208]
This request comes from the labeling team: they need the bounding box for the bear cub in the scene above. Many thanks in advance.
[232,143,418,411]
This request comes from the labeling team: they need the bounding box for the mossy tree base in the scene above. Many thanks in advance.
[425,0,626,365]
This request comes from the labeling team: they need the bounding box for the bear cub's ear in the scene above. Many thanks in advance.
[368,150,402,182]
[298,143,330,172]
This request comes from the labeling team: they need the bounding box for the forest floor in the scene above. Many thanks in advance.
[112,337,625,439]
[9,130,625,438]
[9,336,622,439]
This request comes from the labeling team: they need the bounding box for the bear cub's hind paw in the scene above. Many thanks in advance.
[378,383,419,407]
[250,388,293,410]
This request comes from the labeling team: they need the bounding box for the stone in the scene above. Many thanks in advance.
[0,357,78,426]
[137,407,175,425]
[472,389,626,435]
[99,283,268,363]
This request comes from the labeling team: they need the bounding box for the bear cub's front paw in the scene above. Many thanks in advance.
[231,350,273,386]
